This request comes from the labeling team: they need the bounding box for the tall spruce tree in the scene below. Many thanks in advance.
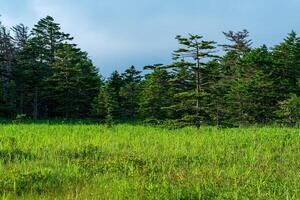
[272,31,300,100]
[120,66,142,119]
[92,85,108,120]
[139,65,172,119]
[172,34,217,120]
[105,71,123,120]
[29,16,73,119]
[45,44,100,118]
[221,30,252,56]
[0,22,16,117]
[200,60,227,125]
[12,23,30,115]
[226,46,275,125]
[220,30,252,77]
[217,29,254,125]
[166,61,195,119]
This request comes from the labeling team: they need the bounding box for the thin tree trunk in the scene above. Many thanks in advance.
[196,59,201,113]
[196,71,199,108]
[2,78,8,102]
[216,106,219,127]
[20,92,24,114]
[33,86,38,120]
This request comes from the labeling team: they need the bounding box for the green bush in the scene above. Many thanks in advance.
[275,94,300,125]
[13,114,28,124]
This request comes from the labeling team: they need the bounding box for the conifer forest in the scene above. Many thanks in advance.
[0,14,299,199]
[0,16,299,126]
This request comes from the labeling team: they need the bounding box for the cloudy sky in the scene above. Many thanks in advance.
[1,0,300,76]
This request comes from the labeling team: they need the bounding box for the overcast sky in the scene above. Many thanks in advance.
[1,0,300,76]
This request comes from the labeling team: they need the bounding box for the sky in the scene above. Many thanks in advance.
[1,0,300,76]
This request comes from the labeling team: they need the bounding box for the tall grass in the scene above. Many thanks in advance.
[0,124,299,199]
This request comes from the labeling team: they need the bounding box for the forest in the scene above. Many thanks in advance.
[1,14,300,199]
[1,16,299,126]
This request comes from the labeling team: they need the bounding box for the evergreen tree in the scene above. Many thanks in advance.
[272,31,300,100]
[12,24,29,49]
[275,93,300,124]
[92,85,108,120]
[226,46,275,125]
[15,37,47,119]
[172,34,217,120]
[139,65,172,119]
[31,16,73,64]
[105,71,123,120]
[45,44,100,118]
[166,61,195,119]
[12,23,30,115]
[0,22,16,117]
[200,60,227,125]
[221,30,252,56]
[29,16,73,119]
[120,66,142,119]
[220,29,252,79]
[216,29,254,125]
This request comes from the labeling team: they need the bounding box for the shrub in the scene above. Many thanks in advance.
[13,114,28,124]
[275,94,300,125]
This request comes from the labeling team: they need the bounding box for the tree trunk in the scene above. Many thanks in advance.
[33,86,38,120]
[196,60,201,114]
[20,92,24,114]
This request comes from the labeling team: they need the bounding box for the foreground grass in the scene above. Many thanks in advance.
[0,124,299,199]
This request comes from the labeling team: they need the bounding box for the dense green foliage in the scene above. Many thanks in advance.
[0,16,100,119]
[1,16,300,125]
[0,124,299,199]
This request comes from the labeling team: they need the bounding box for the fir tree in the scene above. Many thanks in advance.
[172,34,217,120]
[105,71,123,120]
[0,22,16,117]
[139,65,172,119]
[120,66,142,119]
[45,44,100,118]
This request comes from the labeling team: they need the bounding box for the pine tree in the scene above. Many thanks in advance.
[0,22,16,117]
[215,29,254,125]
[200,60,227,125]
[45,44,100,118]
[31,16,73,65]
[272,31,300,101]
[120,66,142,119]
[12,23,30,115]
[12,24,29,49]
[166,61,195,119]
[226,46,275,125]
[105,71,123,120]
[220,30,252,78]
[29,16,73,119]
[92,86,108,120]
[221,30,252,56]
[172,34,217,120]
[15,38,45,119]
[139,65,172,119]
[275,93,300,125]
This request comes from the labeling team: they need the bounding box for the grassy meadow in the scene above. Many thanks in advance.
[0,123,299,199]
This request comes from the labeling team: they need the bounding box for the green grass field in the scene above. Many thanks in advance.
[0,124,299,199]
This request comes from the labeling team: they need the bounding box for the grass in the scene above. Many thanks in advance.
[0,123,299,199]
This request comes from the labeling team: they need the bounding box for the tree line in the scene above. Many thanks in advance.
[1,16,299,126]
